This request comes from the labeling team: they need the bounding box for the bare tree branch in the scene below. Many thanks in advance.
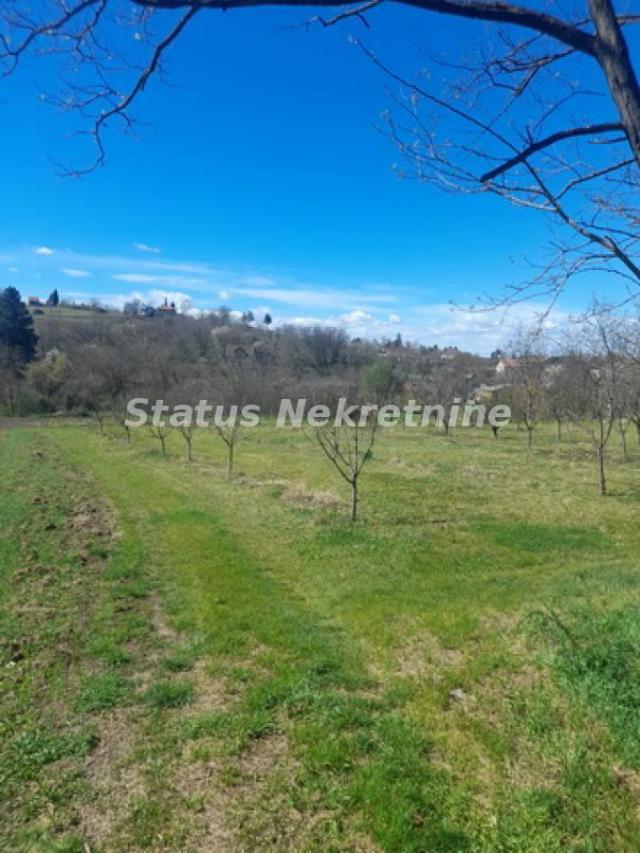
[481,122,624,182]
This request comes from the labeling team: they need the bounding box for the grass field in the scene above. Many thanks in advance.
[2,419,640,850]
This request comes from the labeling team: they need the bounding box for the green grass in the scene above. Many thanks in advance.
[162,647,197,672]
[538,603,640,767]
[144,680,196,709]
[474,519,609,553]
[2,419,640,849]
[74,673,133,712]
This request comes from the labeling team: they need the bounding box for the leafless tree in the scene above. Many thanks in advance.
[623,368,640,446]
[582,368,615,496]
[65,341,137,438]
[209,363,259,478]
[215,418,241,479]
[566,313,621,495]
[161,372,206,461]
[413,353,478,435]
[369,6,640,306]
[614,369,632,460]
[546,363,573,443]
[148,421,171,456]
[178,419,197,461]
[504,331,548,450]
[2,0,640,305]
[610,315,640,444]
[314,410,378,522]
[421,363,458,436]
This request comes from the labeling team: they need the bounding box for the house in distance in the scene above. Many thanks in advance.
[157,298,176,316]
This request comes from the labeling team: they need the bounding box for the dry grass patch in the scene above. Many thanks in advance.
[385,629,465,683]
[78,708,146,844]
[281,480,343,510]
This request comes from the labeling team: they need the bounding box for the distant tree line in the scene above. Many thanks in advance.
[2,286,640,505]
[0,287,496,421]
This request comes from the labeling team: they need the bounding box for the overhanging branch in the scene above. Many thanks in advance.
[133,0,597,55]
[481,122,625,182]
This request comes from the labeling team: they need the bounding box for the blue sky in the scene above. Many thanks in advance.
[0,3,620,352]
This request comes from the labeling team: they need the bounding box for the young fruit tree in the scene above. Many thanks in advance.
[504,334,549,450]
[314,409,378,522]
[148,422,171,457]
[216,418,241,480]
[565,313,622,495]
[209,363,259,479]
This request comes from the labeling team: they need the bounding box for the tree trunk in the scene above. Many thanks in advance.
[227,441,234,479]
[491,425,499,439]
[590,0,640,167]
[186,435,193,462]
[351,479,358,523]
[124,424,131,445]
[555,419,562,443]
[527,427,533,450]
[160,435,166,457]
[618,419,628,461]
[93,411,105,435]
[597,445,607,496]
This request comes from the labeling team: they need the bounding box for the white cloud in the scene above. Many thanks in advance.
[285,316,332,327]
[231,286,396,311]
[61,268,91,278]
[340,309,375,326]
[242,274,276,287]
[31,249,213,277]
[8,267,20,273]
[275,302,570,354]
[112,273,208,288]
[283,311,382,334]
[112,273,163,284]
[34,246,55,255]
[219,290,230,300]
[133,242,161,254]
[405,302,571,353]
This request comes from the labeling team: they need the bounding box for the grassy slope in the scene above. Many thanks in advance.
[2,421,640,850]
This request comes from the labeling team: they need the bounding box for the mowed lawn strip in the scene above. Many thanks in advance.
[48,427,474,849]
[0,428,149,851]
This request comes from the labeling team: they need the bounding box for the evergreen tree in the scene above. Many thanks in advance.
[47,289,60,307]
[0,287,38,368]
[263,312,272,326]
